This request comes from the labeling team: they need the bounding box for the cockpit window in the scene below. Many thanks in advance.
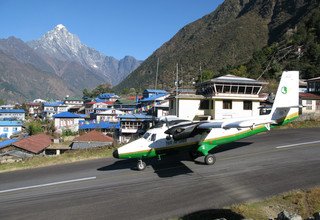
[143,132,151,139]
[150,134,156,141]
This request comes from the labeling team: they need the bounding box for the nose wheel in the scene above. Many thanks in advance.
[137,160,146,171]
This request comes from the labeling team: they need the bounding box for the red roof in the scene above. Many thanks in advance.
[86,101,96,105]
[73,130,113,142]
[299,92,320,100]
[13,134,52,154]
[104,101,115,105]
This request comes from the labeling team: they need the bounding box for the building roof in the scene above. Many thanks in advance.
[98,93,119,99]
[0,139,18,149]
[79,121,120,130]
[73,130,113,142]
[0,121,23,127]
[13,134,52,154]
[0,109,25,113]
[144,89,168,94]
[200,74,268,86]
[140,94,169,102]
[53,112,84,118]
[299,92,320,100]
[44,101,64,107]
[118,114,155,121]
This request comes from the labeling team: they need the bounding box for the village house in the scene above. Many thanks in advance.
[0,109,25,121]
[71,130,114,149]
[43,101,68,119]
[299,76,320,116]
[79,121,119,138]
[25,102,43,117]
[63,96,84,113]
[94,108,125,123]
[118,114,155,143]
[0,121,23,138]
[85,101,114,116]
[53,112,85,133]
[139,89,169,117]
[97,93,119,102]
[168,74,268,120]
[0,134,52,162]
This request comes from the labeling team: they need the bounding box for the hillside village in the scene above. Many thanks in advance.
[1,73,320,164]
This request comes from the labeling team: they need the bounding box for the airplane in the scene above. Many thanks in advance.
[113,71,300,171]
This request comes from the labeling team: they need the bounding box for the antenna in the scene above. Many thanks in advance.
[155,58,159,90]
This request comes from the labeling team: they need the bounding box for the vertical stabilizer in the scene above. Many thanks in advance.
[270,71,299,124]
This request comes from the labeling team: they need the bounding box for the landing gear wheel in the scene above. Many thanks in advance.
[204,154,216,165]
[137,160,146,171]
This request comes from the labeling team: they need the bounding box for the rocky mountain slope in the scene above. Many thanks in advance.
[115,0,318,92]
[0,24,142,102]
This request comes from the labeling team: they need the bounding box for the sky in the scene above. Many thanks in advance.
[0,0,223,60]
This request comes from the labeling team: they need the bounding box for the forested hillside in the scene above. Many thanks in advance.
[114,0,319,92]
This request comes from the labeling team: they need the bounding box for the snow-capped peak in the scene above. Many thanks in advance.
[55,24,66,31]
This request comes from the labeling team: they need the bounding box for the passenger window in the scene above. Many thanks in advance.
[150,134,156,141]
[143,133,151,139]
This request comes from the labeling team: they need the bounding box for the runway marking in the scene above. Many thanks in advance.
[0,176,96,194]
[276,140,320,149]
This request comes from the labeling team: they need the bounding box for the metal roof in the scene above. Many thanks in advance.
[53,112,84,118]
[0,109,25,113]
[79,122,120,130]
[0,139,18,149]
[118,114,155,121]
[144,89,168,94]
[0,121,23,126]
[140,94,169,102]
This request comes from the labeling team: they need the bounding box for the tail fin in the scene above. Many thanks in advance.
[270,71,299,125]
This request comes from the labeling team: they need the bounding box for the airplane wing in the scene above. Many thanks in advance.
[165,118,275,141]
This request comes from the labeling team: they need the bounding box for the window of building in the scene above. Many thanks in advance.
[199,100,210,109]
[170,100,174,110]
[243,101,252,110]
[306,100,313,110]
[223,100,232,109]
[3,127,8,132]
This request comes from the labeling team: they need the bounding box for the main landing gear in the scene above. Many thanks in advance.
[137,160,146,171]
[189,151,216,165]
[204,154,216,165]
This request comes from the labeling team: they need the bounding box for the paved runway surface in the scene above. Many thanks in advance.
[0,128,320,220]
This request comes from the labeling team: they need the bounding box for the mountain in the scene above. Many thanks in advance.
[114,0,318,92]
[0,50,74,103]
[0,24,141,102]
[28,24,142,85]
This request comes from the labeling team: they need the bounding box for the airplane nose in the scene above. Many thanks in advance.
[113,149,119,159]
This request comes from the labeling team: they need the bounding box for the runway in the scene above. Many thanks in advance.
[0,128,320,220]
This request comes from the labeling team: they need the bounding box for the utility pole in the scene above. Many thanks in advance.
[200,62,203,83]
[155,57,159,90]
[175,63,179,117]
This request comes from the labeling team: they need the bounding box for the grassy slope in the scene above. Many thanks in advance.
[230,187,320,219]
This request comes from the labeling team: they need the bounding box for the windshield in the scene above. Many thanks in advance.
[143,132,151,139]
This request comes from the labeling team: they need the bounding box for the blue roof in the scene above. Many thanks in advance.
[53,112,85,118]
[0,121,23,126]
[95,98,106,103]
[98,93,118,99]
[140,93,168,102]
[144,89,168,94]
[79,121,120,130]
[44,102,64,107]
[0,139,18,149]
[0,109,25,113]
[118,114,155,121]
